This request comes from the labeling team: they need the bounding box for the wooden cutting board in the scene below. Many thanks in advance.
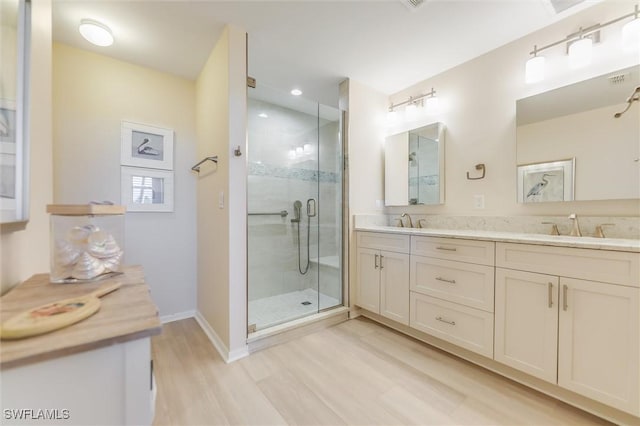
[0,282,121,340]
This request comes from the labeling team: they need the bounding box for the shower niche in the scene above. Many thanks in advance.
[247,84,343,332]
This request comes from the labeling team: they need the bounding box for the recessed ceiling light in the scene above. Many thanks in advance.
[291,89,302,96]
[79,19,114,47]
[258,113,268,118]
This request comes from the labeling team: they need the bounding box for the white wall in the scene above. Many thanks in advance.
[1,0,53,294]
[52,43,197,317]
[195,25,247,359]
[384,1,639,218]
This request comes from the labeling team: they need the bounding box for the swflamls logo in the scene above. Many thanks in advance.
[3,408,70,420]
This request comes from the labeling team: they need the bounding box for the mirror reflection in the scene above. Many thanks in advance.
[385,122,445,206]
[516,65,639,202]
[0,0,29,223]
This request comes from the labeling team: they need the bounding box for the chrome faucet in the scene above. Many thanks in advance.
[401,213,413,228]
[568,213,582,237]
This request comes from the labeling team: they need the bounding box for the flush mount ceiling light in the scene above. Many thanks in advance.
[79,19,114,47]
[258,113,268,118]
[524,5,639,84]
[290,89,302,96]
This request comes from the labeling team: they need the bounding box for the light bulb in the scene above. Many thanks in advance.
[287,149,296,160]
[79,20,114,47]
[568,38,592,69]
[525,55,545,84]
[425,96,439,113]
[405,103,418,121]
[303,143,312,153]
[622,18,640,52]
[386,109,398,125]
[295,147,303,156]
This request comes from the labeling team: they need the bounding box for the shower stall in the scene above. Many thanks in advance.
[247,85,343,332]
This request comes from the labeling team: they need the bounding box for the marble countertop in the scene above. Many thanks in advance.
[354,225,640,252]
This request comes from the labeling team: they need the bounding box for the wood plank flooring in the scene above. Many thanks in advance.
[151,317,611,425]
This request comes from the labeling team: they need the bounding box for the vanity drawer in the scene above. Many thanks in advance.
[357,231,410,254]
[496,243,639,288]
[411,236,495,266]
[410,292,494,358]
[410,256,494,312]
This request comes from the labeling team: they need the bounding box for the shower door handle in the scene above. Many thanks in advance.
[307,198,317,217]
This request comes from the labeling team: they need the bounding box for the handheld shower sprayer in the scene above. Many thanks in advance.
[291,200,302,223]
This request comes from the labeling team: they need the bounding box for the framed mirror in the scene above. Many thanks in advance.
[385,122,445,206]
[0,0,30,223]
[516,65,639,203]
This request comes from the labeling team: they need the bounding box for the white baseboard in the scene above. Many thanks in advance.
[160,310,195,324]
[194,311,249,363]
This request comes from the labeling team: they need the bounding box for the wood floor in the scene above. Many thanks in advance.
[151,317,610,426]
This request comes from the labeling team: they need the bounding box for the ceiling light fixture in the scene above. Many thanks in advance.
[79,19,114,47]
[258,113,268,118]
[291,89,302,96]
[525,5,639,84]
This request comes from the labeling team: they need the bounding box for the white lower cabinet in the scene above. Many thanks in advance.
[496,263,640,416]
[558,278,639,414]
[494,268,559,383]
[356,232,410,325]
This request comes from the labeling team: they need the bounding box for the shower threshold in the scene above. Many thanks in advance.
[248,288,340,331]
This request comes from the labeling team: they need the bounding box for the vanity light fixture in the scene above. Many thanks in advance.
[79,19,114,47]
[524,4,639,84]
[387,87,438,125]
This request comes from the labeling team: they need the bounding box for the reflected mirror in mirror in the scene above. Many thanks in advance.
[0,0,30,223]
[385,122,445,206]
[516,65,639,203]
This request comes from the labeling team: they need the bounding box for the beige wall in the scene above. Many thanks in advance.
[1,0,53,294]
[385,1,640,218]
[196,25,247,358]
[51,43,198,317]
[196,27,231,347]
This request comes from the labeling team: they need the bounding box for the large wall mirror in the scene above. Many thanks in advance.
[516,65,639,203]
[385,122,445,206]
[0,0,30,223]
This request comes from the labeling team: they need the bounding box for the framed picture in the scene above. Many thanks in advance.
[0,100,17,149]
[121,121,174,170]
[0,153,16,212]
[121,166,174,212]
[518,158,575,203]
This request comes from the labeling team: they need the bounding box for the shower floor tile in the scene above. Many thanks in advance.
[249,288,340,331]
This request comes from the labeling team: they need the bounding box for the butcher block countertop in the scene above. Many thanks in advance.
[0,265,161,370]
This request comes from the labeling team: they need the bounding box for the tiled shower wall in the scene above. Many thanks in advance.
[247,99,341,302]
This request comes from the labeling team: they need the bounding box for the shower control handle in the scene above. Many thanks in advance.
[307,198,317,218]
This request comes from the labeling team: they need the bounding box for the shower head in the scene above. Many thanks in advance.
[614,86,640,118]
[291,200,303,223]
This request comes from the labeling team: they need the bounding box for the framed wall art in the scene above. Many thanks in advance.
[517,158,575,203]
[121,121,174,170]
[121,166,174,212]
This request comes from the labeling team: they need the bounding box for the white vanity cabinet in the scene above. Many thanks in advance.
[495,242,640,416]
[356,232,410,325]
[410,236,495,357]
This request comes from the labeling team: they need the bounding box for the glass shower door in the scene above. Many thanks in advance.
[247,85,342,333]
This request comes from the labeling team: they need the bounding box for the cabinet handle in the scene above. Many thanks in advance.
[548,282,553,308]
[562,284,568,311]
[380,255,384,269]
[436,316,456,326]
[436,246,457,252]
[436,277,456,284]
[374,254,379,269]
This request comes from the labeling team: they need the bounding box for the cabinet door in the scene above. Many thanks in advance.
[379,251,410,325]
[356,248,380,313]
[558,278,639,415]
[494,268,559,383]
